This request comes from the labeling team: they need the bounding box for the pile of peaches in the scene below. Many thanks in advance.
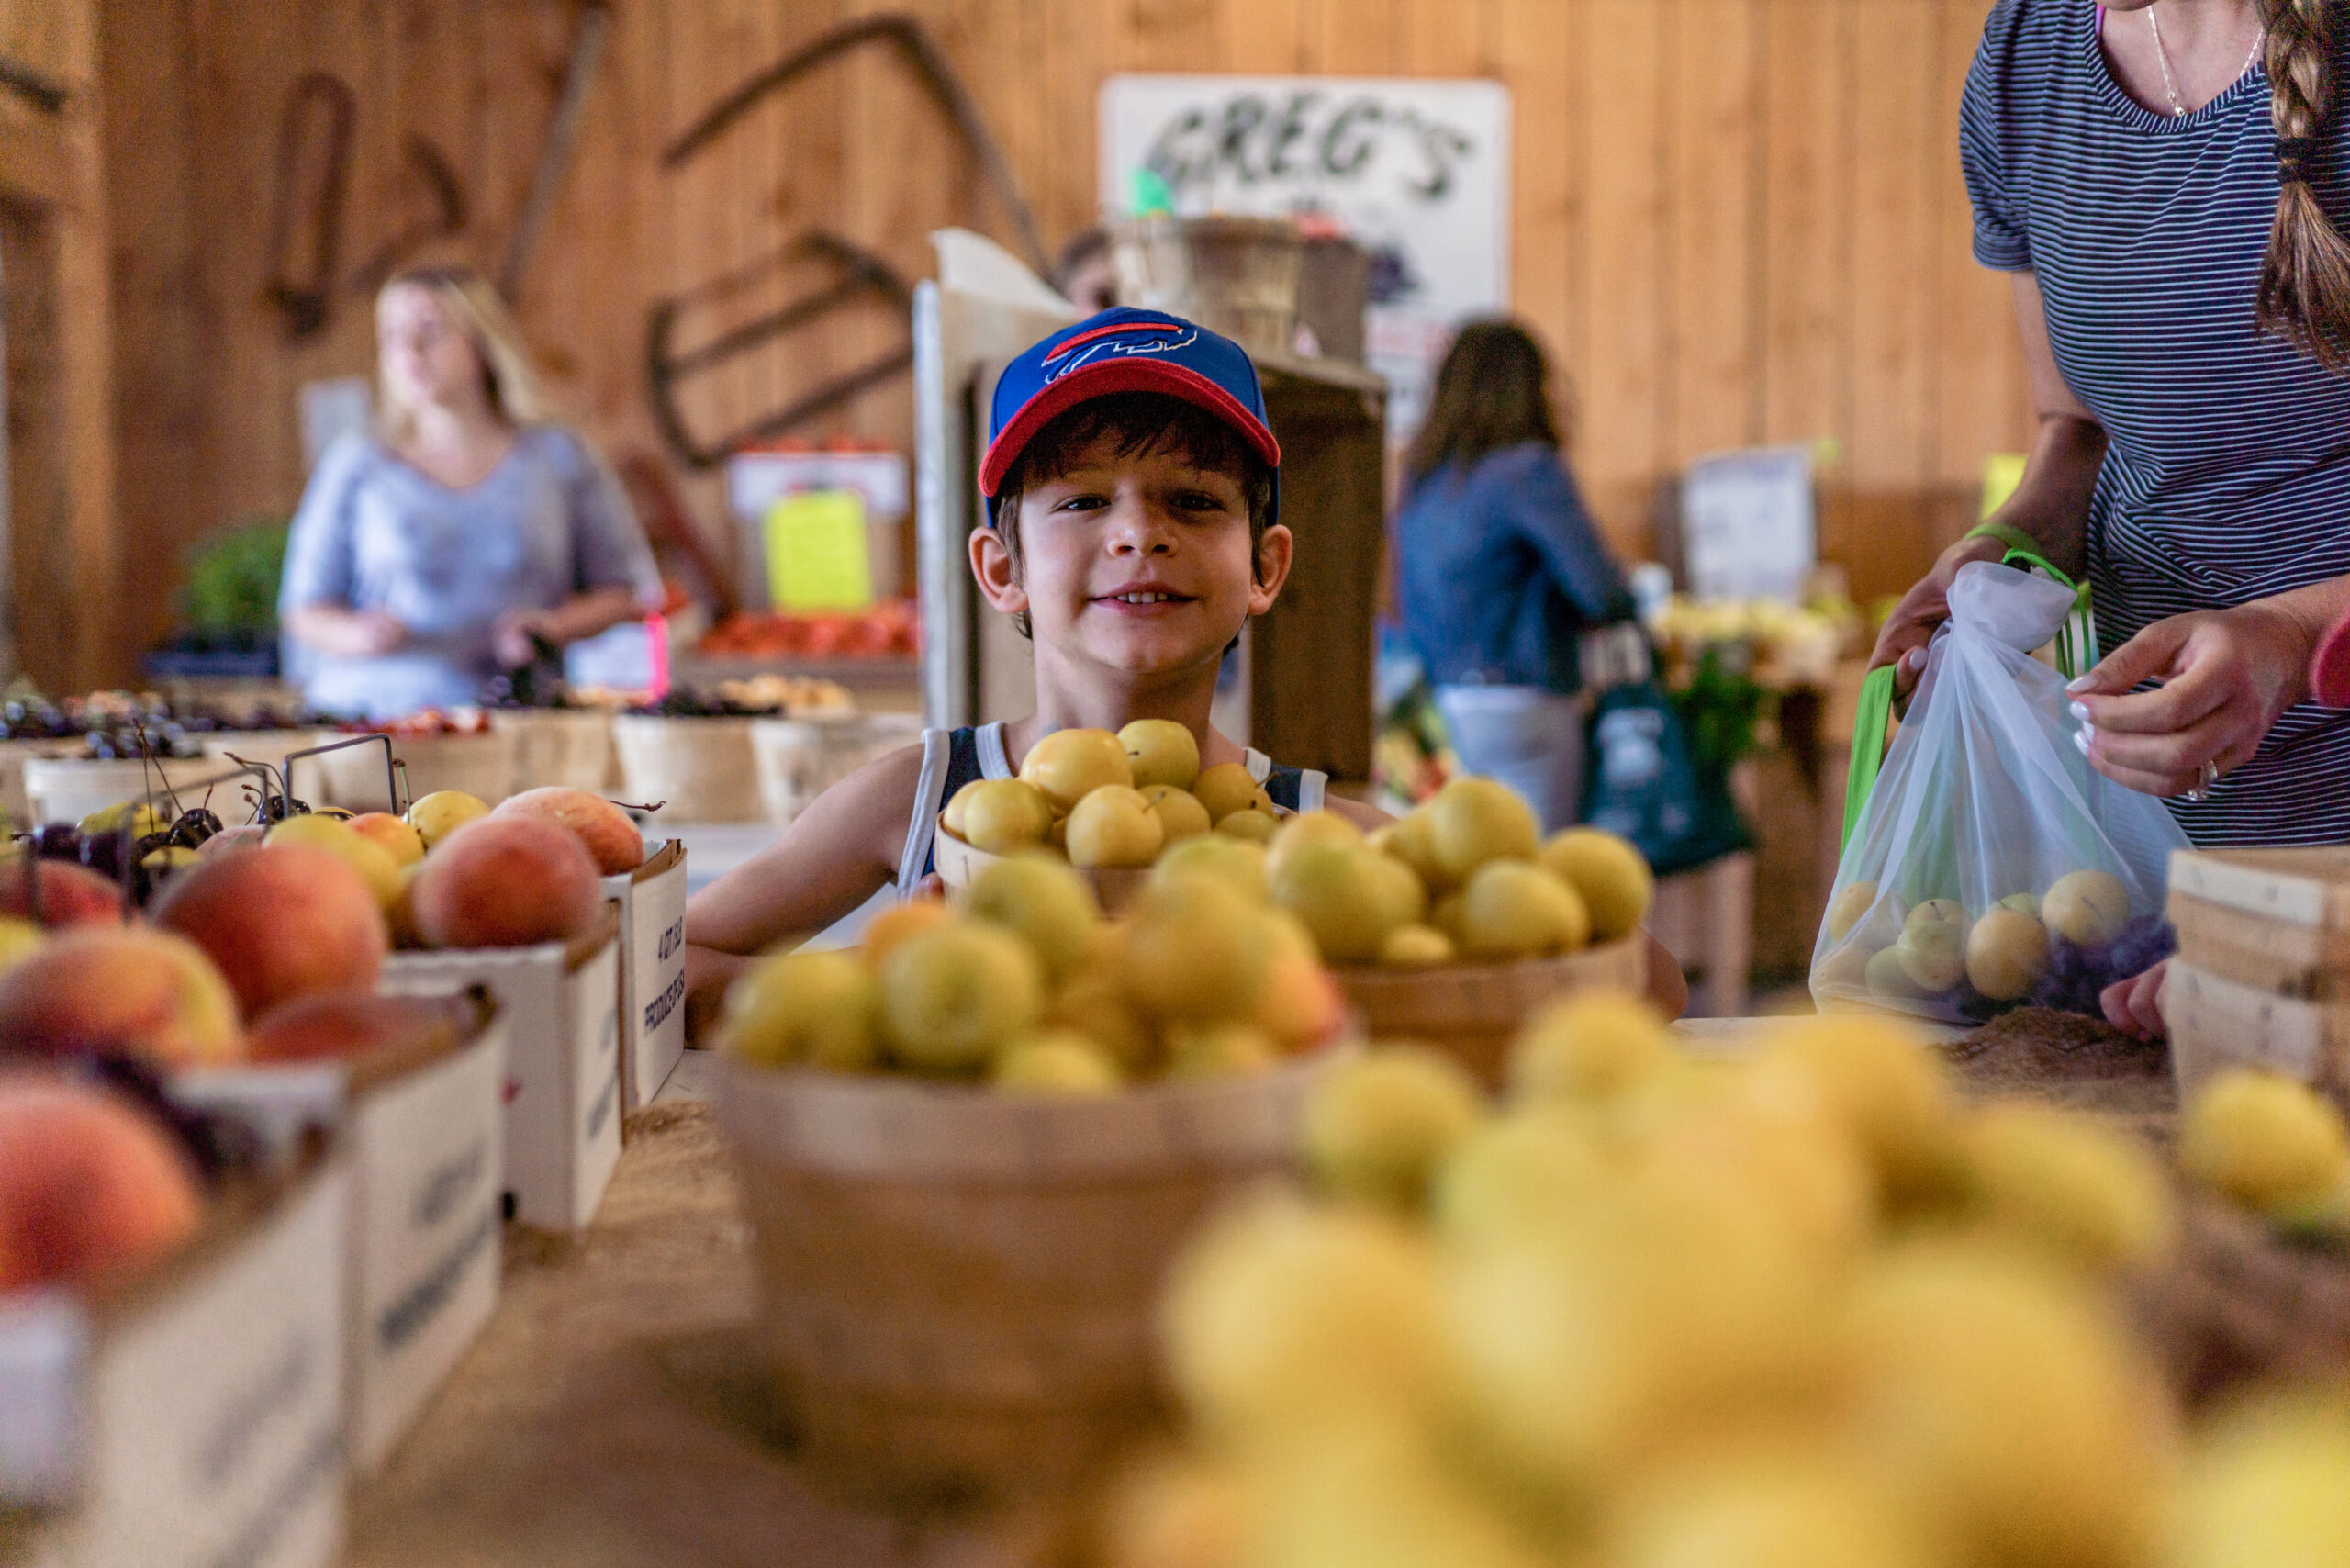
[0,785,646,1297]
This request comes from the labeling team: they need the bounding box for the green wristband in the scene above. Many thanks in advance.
[1965,519,2042,557]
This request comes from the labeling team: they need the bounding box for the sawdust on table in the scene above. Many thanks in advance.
[347,1102,1079,1568]
[1942,1006,2176,1137]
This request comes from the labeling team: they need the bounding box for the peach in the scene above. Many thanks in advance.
[153,844,388,1020]
[0,927,244,1067]
[491,787,644,875]
[0,1073,204,1293]
[411,816,602,949]
[249,991,472,1064]
[0,857,127,929]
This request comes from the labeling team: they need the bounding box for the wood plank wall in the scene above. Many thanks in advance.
[88,0,2035,686]
[0,0,118,692]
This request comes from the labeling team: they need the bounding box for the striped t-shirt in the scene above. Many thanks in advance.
[1961,0,2350,846]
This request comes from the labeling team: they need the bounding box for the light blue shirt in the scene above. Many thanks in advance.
[279,427,660,719]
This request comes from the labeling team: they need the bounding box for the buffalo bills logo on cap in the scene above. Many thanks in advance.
[979,306,1281,524]
[1039,319,1202,382]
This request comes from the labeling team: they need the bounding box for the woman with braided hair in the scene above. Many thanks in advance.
[1870,0,2350,1038]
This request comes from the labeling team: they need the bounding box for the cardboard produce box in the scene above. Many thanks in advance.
[381,909,621,1233]
[0,1158,351,1568]
[603,838,688,1114]
[173,994,509,1472]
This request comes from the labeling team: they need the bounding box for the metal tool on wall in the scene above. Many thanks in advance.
[645,231,913,470]
[262,72,356,342]
[618,453,741,616]
[348,134,467,295]
[0,56,68,115]
[661,11,1048,278]
[498,0,610,301]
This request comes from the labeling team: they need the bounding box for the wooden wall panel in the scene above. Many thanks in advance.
[1579,0,1671,559]
[0,0,73,85]
[11,0,118,690]
[1670,0,1764,465]
[79,0,2038,685]
[99,0,204,662]
[1850,0,1943,590]
[1493,0,1572,449]
[1760,0,1855,567]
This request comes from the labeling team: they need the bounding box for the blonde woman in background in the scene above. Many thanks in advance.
[280,265,659,719]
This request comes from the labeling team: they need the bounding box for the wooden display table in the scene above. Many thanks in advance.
[349,1012,2169,1566]
[345,1079,1059,1568]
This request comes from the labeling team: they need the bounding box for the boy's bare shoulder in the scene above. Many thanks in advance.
[818,734,932,853]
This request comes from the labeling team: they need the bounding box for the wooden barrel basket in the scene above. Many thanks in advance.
[713,1047,1337,1501]
[316,728,520,812]
[610,715,761,823]
[1333,935,1651,1086]
[931,817,1151,914]
[489,709,615,794]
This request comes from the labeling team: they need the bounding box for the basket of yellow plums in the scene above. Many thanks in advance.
[934,721,1285,913]
[711,844,1353,1500]
[1266,778,1653,1086]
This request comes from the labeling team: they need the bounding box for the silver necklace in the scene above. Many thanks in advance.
[2147,5,2266,118]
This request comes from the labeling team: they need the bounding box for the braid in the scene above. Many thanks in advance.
[2256,0,2350,367]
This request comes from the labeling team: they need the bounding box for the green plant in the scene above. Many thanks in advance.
[179,518,289,637]
[1671,644,1768,785]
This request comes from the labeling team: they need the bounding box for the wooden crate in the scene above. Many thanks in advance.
[2168,846,2350,1002]
[2164,958,2350,1112]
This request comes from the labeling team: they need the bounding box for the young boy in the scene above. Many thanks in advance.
[683,308,1388,1020]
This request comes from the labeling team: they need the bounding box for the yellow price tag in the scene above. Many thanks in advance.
[764,490,874,611]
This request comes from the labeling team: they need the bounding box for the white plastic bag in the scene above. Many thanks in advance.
[1812,562,2189,1024]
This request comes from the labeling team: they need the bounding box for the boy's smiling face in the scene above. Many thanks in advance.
[974,429,1292,681]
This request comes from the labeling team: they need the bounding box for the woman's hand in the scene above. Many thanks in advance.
[2099,959,2168,1043]
[493,610,558,668]
[346,610,408,656]
[2067,602,2314,798]
[1868,534,2008,698]
[493,588,645,667]
[285,606,408,657]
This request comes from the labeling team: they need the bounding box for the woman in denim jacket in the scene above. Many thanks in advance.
[1393,320,1635,829]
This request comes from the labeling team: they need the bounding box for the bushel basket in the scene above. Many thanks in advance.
[1334,935,1649,1087]
[714,1047,1336,1500]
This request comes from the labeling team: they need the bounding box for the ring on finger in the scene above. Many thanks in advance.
[2183,756,2221,803]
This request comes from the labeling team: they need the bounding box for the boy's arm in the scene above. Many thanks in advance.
[1322,793,1393,832]
[681,742,926,1042]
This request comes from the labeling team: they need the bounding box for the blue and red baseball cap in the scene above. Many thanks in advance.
[979,307,1281,525]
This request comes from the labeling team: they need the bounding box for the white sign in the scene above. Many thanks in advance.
[1101,75,1512,436]
[1680,446,1818,604]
